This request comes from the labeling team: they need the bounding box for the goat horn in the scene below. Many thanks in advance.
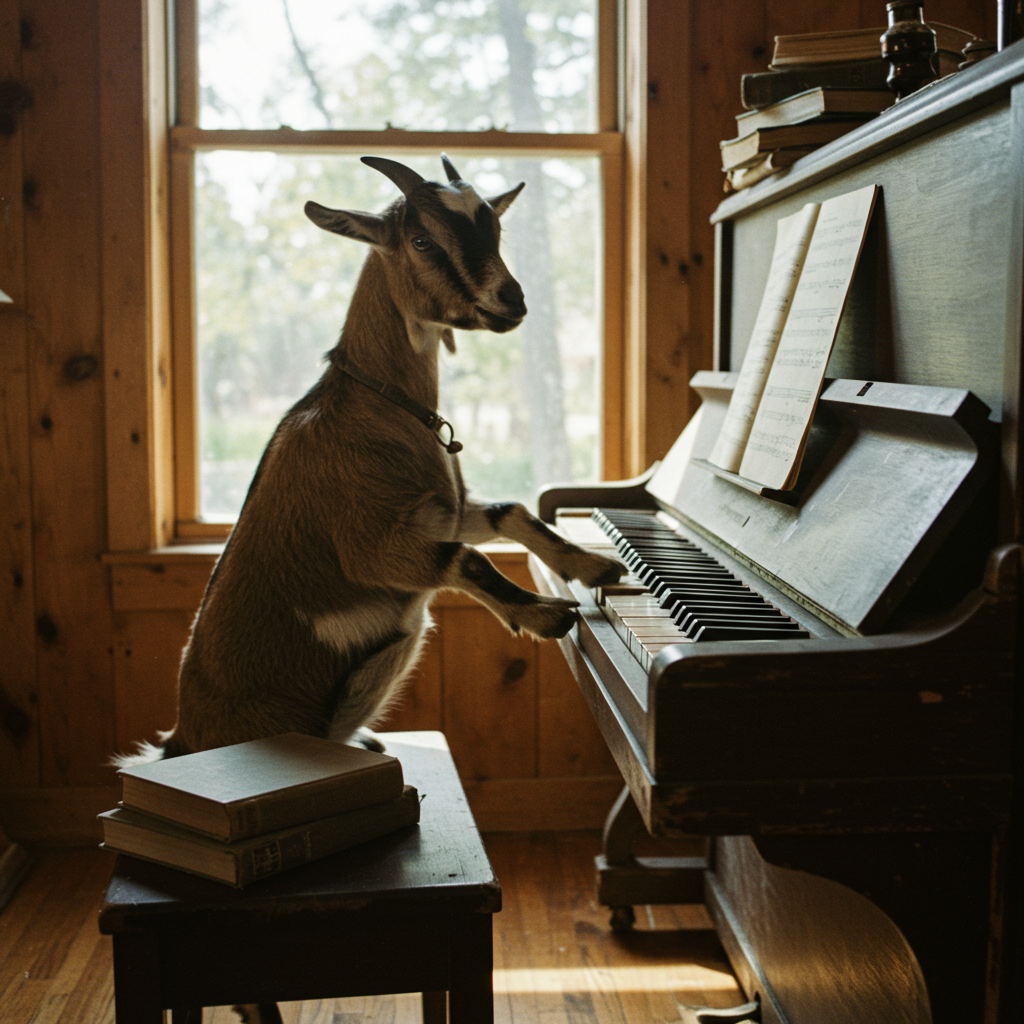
[361,156,424,197]
[440,153,462,183]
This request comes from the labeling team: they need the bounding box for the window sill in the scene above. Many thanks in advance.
[103,543,532,613]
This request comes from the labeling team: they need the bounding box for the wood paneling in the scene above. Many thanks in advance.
[643,1,694,464]
[21,0,116,787]
[109,560,211,611]
[111,609,190,755]
[0,0,40,788]
[441,605,540,782]
[537,639,617,778]
[375,626,444,734]
[462,776,624,832]
[0,785,119,844]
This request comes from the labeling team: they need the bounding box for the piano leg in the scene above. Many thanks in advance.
[596,786,707,931]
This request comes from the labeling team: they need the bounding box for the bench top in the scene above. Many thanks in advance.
[99,732,500,933]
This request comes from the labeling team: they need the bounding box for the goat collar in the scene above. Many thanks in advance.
[335,357,463,455]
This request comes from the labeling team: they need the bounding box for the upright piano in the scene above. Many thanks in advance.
[531,41,1024,1024]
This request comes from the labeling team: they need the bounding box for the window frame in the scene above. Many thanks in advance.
[169,0,626,540]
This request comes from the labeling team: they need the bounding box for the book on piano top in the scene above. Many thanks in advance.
[114,732,405,842]
[724,148,815,194]
[741,59,891,110]
[720,120,865,171]
[706,183,878,491]
[98,786,420,888]
[769,23,975,69]
[734,87,893,135]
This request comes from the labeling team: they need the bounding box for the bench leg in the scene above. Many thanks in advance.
[112,934,164,1024]
[448,915,493,1024]
[422,990,447,1024]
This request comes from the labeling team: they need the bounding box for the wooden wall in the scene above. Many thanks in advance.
[0,0,998,843]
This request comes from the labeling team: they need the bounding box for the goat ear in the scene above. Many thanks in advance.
[304,201,388,246]
[441,328,457,353]
[486,181,525,218]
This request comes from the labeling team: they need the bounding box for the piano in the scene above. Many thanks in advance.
[530,41,1024,1024]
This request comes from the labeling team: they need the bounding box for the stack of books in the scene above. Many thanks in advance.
[99,732,419,887]
[723,23,976,192]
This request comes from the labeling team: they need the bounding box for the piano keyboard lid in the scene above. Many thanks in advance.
[646,372,996,636]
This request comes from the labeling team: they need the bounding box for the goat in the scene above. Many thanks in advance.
[121,152,625,1024]
[118,154,623,768]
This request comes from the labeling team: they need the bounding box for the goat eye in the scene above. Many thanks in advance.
[411,236,434,252]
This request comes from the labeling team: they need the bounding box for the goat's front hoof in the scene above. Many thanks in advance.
[568,550,626,588]
[511,596,579,641]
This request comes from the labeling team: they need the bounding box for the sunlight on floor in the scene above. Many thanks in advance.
[492,964,737,992]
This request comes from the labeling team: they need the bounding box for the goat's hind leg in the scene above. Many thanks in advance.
[460,501,624,587]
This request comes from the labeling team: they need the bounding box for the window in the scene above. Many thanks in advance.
[171,0,623,536]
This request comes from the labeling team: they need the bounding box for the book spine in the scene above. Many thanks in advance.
[241,830,313,884]
[741,62,890,109]
[236,787,420,886]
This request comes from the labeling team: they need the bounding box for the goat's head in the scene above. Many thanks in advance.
[305,155,527,352]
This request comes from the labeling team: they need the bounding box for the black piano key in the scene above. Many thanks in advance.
[679,612,797,635]
[692,624,811,642]
[670,599,773,622]
[642,572,735,589]
[659,585,757,598]
[653,581,749,603]
[636,556,711,568]
[642,567,736,583]
[634,551,724,564]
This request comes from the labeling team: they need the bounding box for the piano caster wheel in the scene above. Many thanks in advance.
[608,905,635,932]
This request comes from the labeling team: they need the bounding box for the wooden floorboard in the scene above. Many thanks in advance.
[0,834,742,1024]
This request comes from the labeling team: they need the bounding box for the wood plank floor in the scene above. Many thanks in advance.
[0,833,743,1024]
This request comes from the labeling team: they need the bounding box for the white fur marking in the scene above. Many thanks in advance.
[310,601,401,655]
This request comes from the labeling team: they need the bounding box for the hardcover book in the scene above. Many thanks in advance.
[740,60,891,110]
[720,121,864,171]
[769,23,974,68]
[99,786,420,887]
[733,87,893,135]
[116,732,405,842]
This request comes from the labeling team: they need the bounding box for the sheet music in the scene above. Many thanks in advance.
[709,203,820,473]
[738,184,879,490]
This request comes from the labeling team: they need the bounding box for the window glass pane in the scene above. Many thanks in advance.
[198,0,597,133]
[194,150,601,519]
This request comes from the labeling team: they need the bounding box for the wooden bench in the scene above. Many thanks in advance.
[99,732,501,1023]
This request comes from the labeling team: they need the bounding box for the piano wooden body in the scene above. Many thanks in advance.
[531,43,1024,1024]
